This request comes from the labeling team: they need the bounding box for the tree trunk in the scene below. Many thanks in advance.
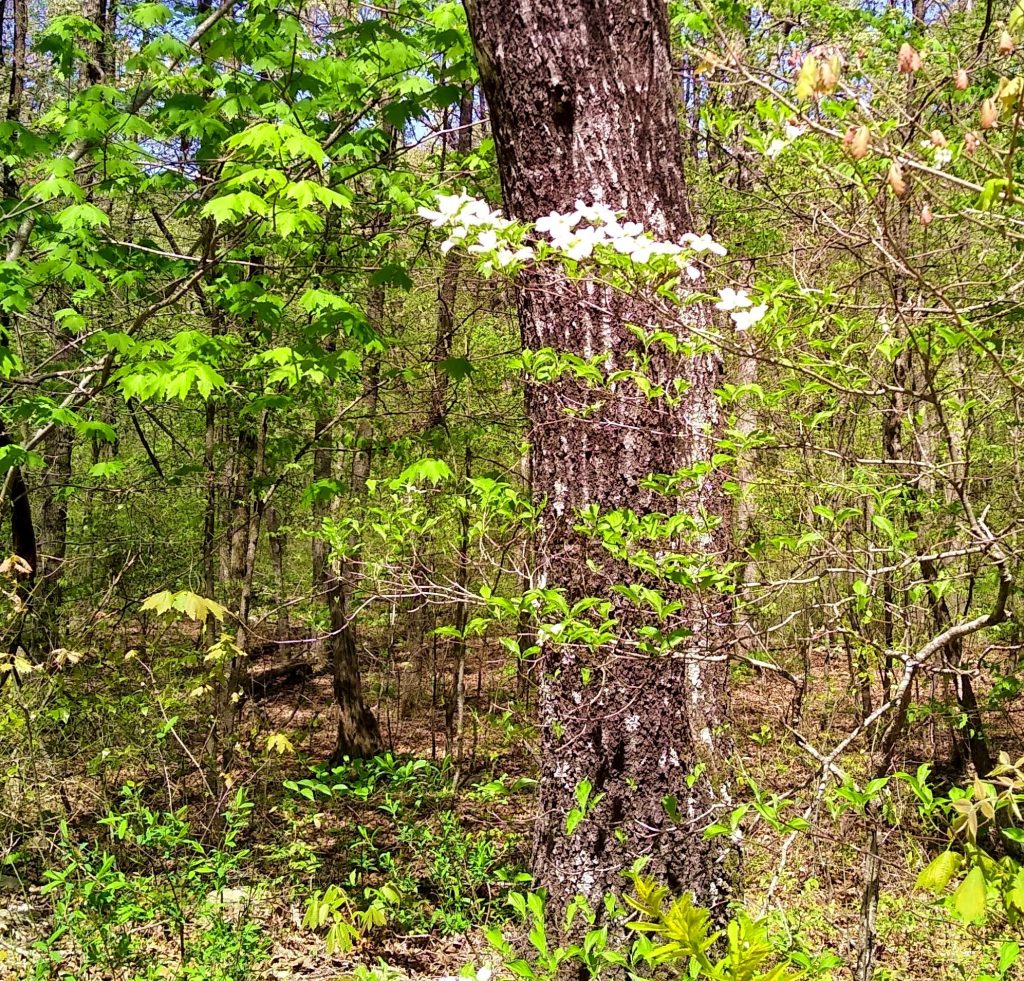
[202,398,218,644]
[2,0,26,199]
[212,401,261,789]
[311,409,333,595]
[328,308,383,762]
[464,0,733,922]
[426,84,474,433]
[0,420,36,659]
[267,504,287,630]
[310,338,382,765]
[35,428,72,651]
[0,0,32,649]
[324,108,401,761]
[85,0,117,84]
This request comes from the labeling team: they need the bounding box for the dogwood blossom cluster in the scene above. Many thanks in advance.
[417,193,534,268]
[715,287,768,331]
[417,193,727,277]
[532,199,726,277]
[417,193,767,330]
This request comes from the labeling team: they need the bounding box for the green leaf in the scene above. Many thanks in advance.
[439,357,473,381]
[505,960,535,979]
[141,590,228,623]
[88,459,124,479]
[129,2,173,27]
[795,54,818,102]
[370,264,414,289]
[999,941,1020,975]
[0,443,44,475]
[393,458,453,486]
[56,202,109,231]
[951,865,987,922]
[871,514,896,540]
[1008,3,1024,33]
[79,420,116,443]
[575,779,592,809]
[915,851,960,894]
[979,178,1008,212]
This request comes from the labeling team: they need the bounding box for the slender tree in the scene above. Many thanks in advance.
[463,0,734,919]
[427,83,474,434]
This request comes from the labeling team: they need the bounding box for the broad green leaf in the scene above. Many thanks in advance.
[951,865,987,922]
[0,443,44,474]
[438,356,473,381]
[999,941,1020,975]
[56,202,109,231]
[141,590,228,623]
[871,514,896,539]
[915,851,960,894]
[266,732,295,755]
[129,2,173,27]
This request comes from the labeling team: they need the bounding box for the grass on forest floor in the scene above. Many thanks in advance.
[0,634,1020,980]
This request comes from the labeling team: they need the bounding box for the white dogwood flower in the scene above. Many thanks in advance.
[535,210,582,239]
[418,193,499,228]
[715,287,753,311]
[495,246,535,267]
[573,199,619,226]
[731,304,768,331]
[421,193,733,286]
[467,229,499,254]
[682,232,727,256]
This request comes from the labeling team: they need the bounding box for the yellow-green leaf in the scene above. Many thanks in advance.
[796,54,819,102]
[266,732,294,755]
[916,850,961,894]
[952,865,987,922]
[1011,2,1024,34]
[142,590,227,623]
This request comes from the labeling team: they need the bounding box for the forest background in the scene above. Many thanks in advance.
[2,1,1024,980]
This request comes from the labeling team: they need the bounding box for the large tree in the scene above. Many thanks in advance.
[463,0,734,919]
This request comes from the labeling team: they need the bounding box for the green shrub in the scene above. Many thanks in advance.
[32,786,267,981]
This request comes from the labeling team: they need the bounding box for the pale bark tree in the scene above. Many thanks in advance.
[463,0,734,921]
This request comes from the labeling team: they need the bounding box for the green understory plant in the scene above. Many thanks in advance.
[485,871,812,981]
[32,786,266,981]
[910,755,1024,928]
[302,875,403,955]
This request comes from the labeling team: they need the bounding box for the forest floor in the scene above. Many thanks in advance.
[0,630,1020,980]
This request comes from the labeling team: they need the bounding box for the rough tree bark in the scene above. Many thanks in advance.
[464,0,734,922]
[2,0,27,201]
[0,0,32,640]
[84,0,116,84]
